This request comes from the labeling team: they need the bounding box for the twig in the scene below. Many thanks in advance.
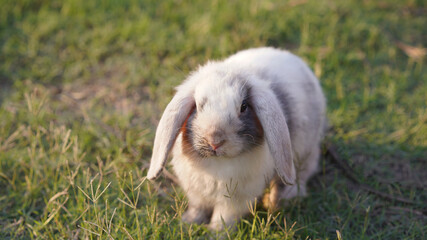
[325,144,360,184]
[372,204,427,219]
[325,143,417,205]
[359,185,415,205]
[163,168,180,185]
[387,206,426,217]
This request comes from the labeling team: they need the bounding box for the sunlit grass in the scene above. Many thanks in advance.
[1,0,426,239]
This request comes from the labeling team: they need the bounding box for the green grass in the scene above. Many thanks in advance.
[1,0,426,239]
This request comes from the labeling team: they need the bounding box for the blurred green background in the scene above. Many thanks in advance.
[0,0,426,239]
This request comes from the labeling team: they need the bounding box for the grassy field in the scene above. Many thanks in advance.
[1,0,426,239]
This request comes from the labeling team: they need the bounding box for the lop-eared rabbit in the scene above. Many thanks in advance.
[147,47,326,230]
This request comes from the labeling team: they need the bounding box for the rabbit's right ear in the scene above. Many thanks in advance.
[147,84,195,180]
[250,81,296,185]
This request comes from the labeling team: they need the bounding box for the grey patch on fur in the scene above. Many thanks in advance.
[289,69,325,139]
[238,86,264,150]
[303,80,316,94]
[301,71,324,134]
[198,97,207,111]
[269,81,296,139]
[306,97,323,130]
[259,70,323,144]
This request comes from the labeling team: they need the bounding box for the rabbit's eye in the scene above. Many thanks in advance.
[240,100,248,113]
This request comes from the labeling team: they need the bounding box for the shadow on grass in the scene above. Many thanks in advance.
[282,139,427,239]
[0,78,12,106]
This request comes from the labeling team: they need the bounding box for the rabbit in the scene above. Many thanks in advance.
[147,47,326,230]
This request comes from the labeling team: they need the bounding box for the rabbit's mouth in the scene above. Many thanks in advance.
[196,144,224,158]
[195,140,247,159]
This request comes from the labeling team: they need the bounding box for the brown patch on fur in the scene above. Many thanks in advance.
[262,175,285,211]
[253,110,264,138]
[181,106,199,159]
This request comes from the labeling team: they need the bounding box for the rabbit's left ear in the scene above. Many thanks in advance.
[147,86,195,180]
[250,83,296,185]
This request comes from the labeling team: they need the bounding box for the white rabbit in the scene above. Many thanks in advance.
[147,47,326,230]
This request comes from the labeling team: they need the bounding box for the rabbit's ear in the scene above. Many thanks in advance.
[251,83,296,185]
[147,86,195,180]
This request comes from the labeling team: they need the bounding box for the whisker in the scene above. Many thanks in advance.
[242,134,255,143]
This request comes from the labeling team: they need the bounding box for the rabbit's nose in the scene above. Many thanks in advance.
[209,140,225,150]
[207,129,226,150]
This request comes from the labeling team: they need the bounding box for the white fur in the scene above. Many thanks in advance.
[172,136,275,229]
[147,47,327,230]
